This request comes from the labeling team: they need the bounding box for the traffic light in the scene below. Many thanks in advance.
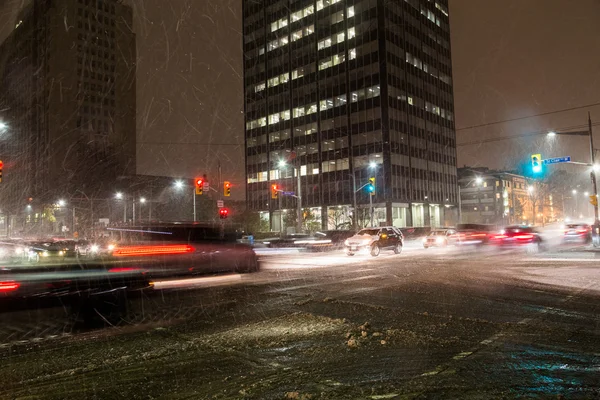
[0,160,3,183]
[224,181,231,197]
[271,184,279,199]
[366,177,376,195]
[531,154,542,173]
[195,178,204,195]
[590,195,598,206]
[219,208,229,219]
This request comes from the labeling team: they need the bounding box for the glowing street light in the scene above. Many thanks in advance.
[57,199,66,207]
[0,121,7,130]
[115,192,123,199]
[572,189,577,195]
[140,197,146,204]
[547,131,556,137]
[369,161,377,169]
[174,180,184,190]
[475,176,483,185]
[584,191,589,197]
[528,186,534,194]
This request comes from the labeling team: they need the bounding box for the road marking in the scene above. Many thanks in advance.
[267,274,381,292]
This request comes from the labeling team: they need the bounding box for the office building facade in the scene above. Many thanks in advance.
[244,0,456,230]
[0,0,136,229]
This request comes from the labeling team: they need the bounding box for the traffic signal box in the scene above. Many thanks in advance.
[367,177,376,195]
[195,178,204,195]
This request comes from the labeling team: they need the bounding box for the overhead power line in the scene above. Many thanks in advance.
[457,122,600,147]
[456,102,600,132]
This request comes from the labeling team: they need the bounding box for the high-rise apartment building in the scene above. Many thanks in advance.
[0,0,136,220]
[243,0,457,230]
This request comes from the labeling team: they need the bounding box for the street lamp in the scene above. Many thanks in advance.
[475,176,483,185]
[278,160,302,233]
[547,131,556,137]
[572,189,577,195]
[528,186,534,194]
[173,180,196,221]
[0,121,7,131]
[58,199,66,207]
[546,117,599,226]
[115,192,126,222]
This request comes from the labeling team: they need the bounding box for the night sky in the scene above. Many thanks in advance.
[2,0,600,199]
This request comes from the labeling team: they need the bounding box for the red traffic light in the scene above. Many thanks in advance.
[196,178,203,186]
[219,208,229,219]
[0,160,4,169]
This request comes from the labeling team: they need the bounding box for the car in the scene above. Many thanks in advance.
[104,223,260,277]
[26,241,70,263]
[344,227,404,257]
[563,223,591,244]
[423,229,459,248]
[490,225,544,253]
[456,223,497,246]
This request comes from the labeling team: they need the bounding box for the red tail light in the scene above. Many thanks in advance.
[113,245,195,257]
[577,229,588,234]
[108,267,143,273]
[0,281,20,292]
[492,234,507,240]
[515,234,534,240]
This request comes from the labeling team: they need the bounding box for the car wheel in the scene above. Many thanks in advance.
[526,242,541,254]
[423,245,429,249]
[394,243,403,254]
[347,252,355,256]
[370,244,380,257]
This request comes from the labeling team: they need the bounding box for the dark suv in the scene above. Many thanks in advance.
[344,227,404,257]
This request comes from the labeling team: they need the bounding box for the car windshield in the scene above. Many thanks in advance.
[357,229,379,236]
[2,1,600,398]
[428,230,447,236]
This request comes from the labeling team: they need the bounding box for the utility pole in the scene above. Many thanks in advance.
[588,113,599,223]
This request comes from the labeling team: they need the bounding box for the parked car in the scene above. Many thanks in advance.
[563,223,591,244]
[344,227,404,257]
[423,229,459,248]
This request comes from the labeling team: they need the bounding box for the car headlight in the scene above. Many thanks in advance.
[422,237,427,243]
[14,247,24,255]
[58,250,64,256]
[107,244,116,251]
[344,239,350,246]
[42,251,49,257]
[436,237,445,244]
[90,245,99,253]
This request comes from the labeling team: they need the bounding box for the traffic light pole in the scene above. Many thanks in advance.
[369,193,374,227]
[296,166,302,233]
[193,187,197,222]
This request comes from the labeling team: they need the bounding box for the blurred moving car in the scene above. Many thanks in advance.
[563,223,591,244]
[104,224,259,277]
[456,223,497,246]
[423,229,459,248]
[0,240,30,263]
[490,225,544,252]
[344,227,404,256]
[27,242,69,262]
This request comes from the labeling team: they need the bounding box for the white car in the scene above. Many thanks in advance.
[344,227,404,257]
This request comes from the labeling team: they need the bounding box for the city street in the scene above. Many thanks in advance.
[1,241,599,399]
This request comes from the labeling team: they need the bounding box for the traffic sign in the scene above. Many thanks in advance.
[283,191,295,196]
[203,182,209,190]
[543,156,571,165]
[217,200,224,208]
